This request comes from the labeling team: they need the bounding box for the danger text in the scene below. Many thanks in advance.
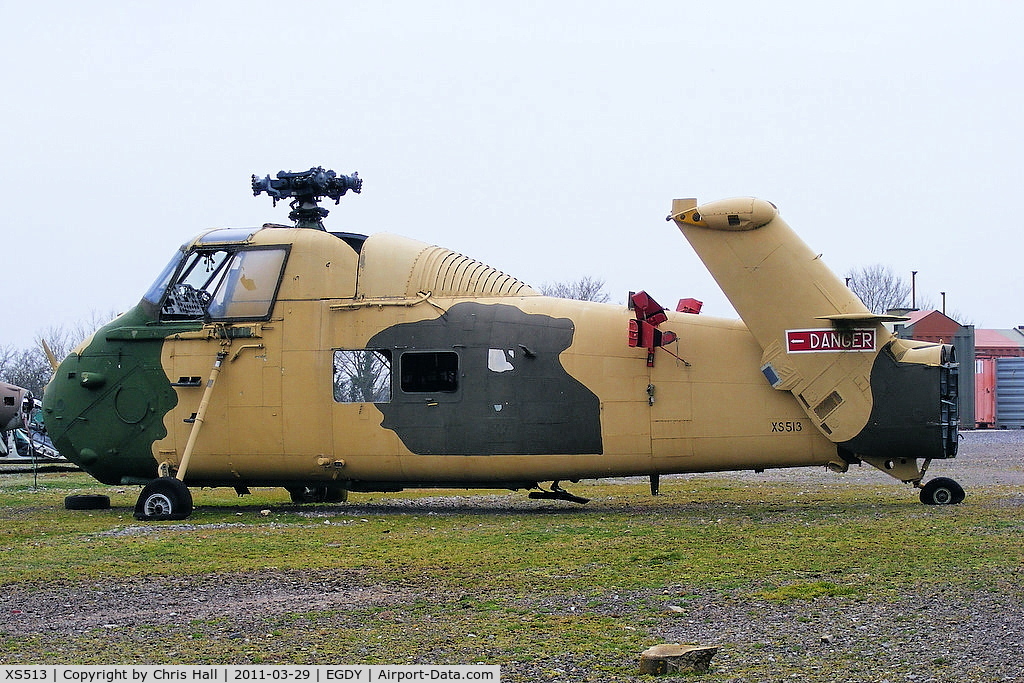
[786,328,875,353]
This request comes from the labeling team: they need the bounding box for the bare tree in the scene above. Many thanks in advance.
[0,345,23,389]
[540,276,611,303]
[845,264,911,315]
[0,347,52,396]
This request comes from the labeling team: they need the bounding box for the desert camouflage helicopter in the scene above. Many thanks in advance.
[42,167,962,520]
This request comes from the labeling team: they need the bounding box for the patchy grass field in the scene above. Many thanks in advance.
[1,466,1022,681]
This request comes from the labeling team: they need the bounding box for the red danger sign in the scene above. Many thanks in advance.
[786,328,876,353]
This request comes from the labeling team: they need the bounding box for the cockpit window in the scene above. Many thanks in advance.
[207,248,288,319]
[158,246,289,321]
[143,248,186,306]
[197,228,258,244]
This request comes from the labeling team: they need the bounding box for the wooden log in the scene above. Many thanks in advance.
[639,643,718,675]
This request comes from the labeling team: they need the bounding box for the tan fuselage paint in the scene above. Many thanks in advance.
[154,222,841,488]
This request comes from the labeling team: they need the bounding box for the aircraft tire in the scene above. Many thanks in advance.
[64,494,111,510]
[919,477,965,505]
[287,486,315,503]
[287,484,348,504]
[323,484,349,503]
[134,477,194,521]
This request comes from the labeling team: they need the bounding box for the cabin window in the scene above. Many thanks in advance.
[400,351,459,393]
[333,349,392,403]
[488,348,516,373]
[158,246,288,321]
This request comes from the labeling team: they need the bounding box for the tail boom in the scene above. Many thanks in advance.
[670,198,957,464]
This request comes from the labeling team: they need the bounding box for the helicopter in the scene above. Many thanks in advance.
[1,381,61,461]
[1,381,32,460]
[41,167,963,520]
[1,381,28,435]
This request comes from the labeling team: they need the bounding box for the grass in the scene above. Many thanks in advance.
[1,469,1023,677]
[2,472,1018,593]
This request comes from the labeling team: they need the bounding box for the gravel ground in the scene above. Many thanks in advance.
[1,431,1022,681]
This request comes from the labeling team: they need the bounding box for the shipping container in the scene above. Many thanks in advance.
[996,357,1024,429]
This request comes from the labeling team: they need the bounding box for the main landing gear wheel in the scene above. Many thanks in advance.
[134,477,194,520]
[287,484,349,504]
[919,477,965,506]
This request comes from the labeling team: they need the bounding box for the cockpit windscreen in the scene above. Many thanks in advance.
[152,246,289,322]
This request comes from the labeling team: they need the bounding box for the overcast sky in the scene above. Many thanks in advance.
[3,1,1022,349]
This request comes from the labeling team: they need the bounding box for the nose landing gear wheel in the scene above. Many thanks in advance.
[134,477,194,520]
[919,477,965,505]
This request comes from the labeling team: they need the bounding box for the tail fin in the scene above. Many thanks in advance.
[670,198,957,465]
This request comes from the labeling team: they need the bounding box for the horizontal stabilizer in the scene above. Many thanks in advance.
[816,313,909,323]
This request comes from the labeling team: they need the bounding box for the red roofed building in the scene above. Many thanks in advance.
[892,309,963,344]
[974,328,1024,358]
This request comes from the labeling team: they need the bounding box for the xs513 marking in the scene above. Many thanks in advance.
[771,420,803,433]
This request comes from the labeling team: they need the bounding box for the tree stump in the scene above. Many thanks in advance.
[639,644,718,675]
